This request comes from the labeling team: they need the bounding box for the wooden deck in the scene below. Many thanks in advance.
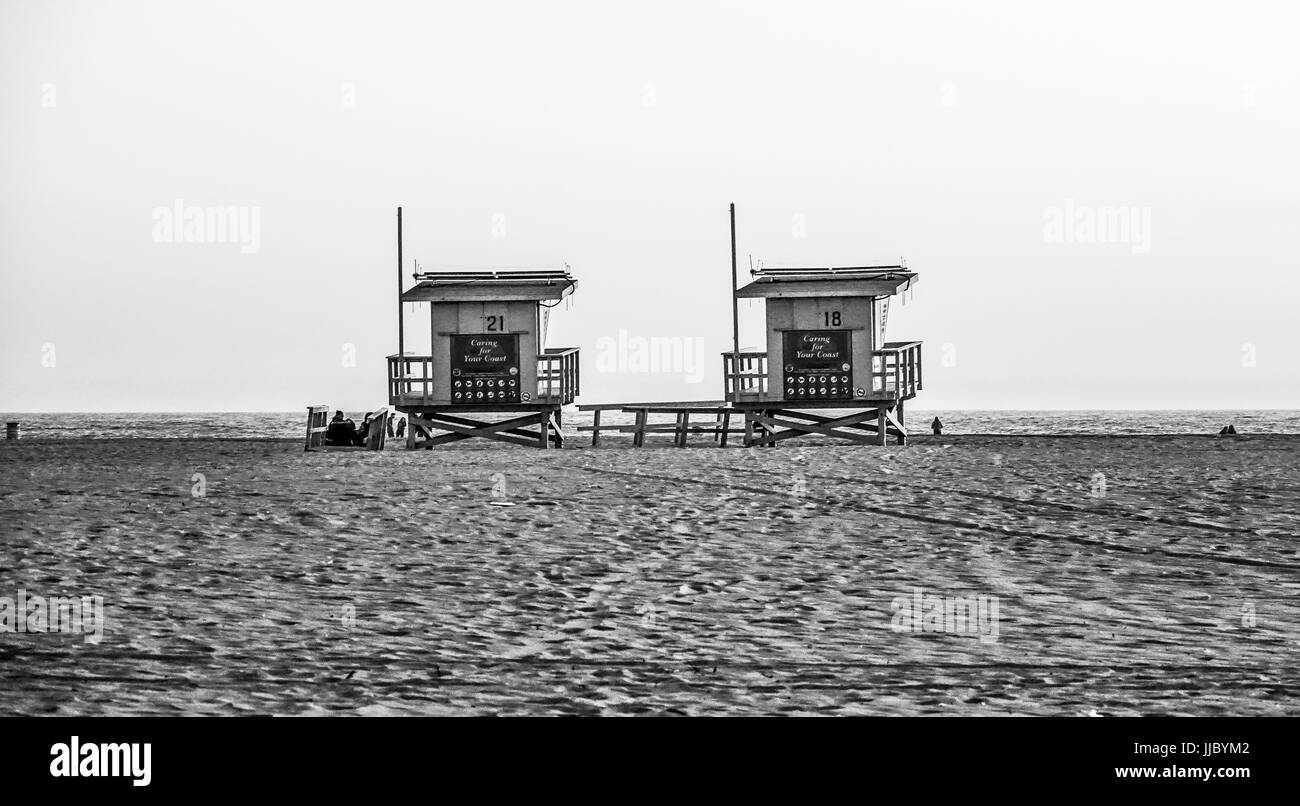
[574,400,907,447]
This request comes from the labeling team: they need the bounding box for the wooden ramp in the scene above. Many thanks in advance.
[576,401,743,447]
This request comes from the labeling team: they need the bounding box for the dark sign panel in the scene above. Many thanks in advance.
[451,334,520,404]
[782,329,853,401]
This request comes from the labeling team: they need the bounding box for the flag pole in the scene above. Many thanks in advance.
[730,203,739,360]
[396,206,404,360]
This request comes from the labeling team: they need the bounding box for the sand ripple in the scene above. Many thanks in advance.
[1,434,1297,715]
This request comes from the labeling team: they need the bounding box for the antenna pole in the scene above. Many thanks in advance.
[730,203,740,360]
[396,206,405,359]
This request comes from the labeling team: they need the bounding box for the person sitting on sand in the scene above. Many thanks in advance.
[325,411,356,446]
[354,414,373,447]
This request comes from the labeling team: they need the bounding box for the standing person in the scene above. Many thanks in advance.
[931,416,943,436]
[386,415,395,438]
[395,417,406,439]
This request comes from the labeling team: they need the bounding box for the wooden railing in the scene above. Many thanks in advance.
[304,405,330,450]
[722,341,923,402]
[537,347,580,404]
[388,349,580,406]
[722,351,770,400]
[388,355,435,403]
[871,341,923,398]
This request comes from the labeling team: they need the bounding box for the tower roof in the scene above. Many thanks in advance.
[736,265,917,299]
[400,268,577,302]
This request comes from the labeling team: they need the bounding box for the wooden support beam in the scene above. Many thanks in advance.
[765,408,885,435]
[407,416,433,449]
[552,411,563,446]
[408,411,560,449]
[884,405,907,446]
[753,411,778,448]
[423,428,541,449]
[416,411,552,442]
[750,410,885,446]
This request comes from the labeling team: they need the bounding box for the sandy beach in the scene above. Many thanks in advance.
[2,433,1297,715]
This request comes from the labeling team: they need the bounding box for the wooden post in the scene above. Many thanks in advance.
[397,207,404,361]
[590,409,601,446]
[633,409,648,447]
[916,344,923,392]
[729,203,740,371]
[896,399,906,446]
[877,407,888,446]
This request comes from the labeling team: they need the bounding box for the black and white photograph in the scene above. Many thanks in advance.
[1,0,1294,792]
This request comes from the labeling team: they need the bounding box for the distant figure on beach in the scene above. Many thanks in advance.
[386,416,395,438]
[1219,424,1238,435]
[325,411,356,446]
[395,417,406,439]
[931,417,942,436]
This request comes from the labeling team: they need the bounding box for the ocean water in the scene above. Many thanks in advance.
[2,409,1298,440]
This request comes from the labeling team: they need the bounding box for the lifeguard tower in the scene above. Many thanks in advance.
[722,226,922,446]
[388,267,579,449]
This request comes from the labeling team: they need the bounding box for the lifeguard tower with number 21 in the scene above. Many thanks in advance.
[386,211,579,448]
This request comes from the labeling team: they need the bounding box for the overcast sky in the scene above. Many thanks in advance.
[2,0,1297,411]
